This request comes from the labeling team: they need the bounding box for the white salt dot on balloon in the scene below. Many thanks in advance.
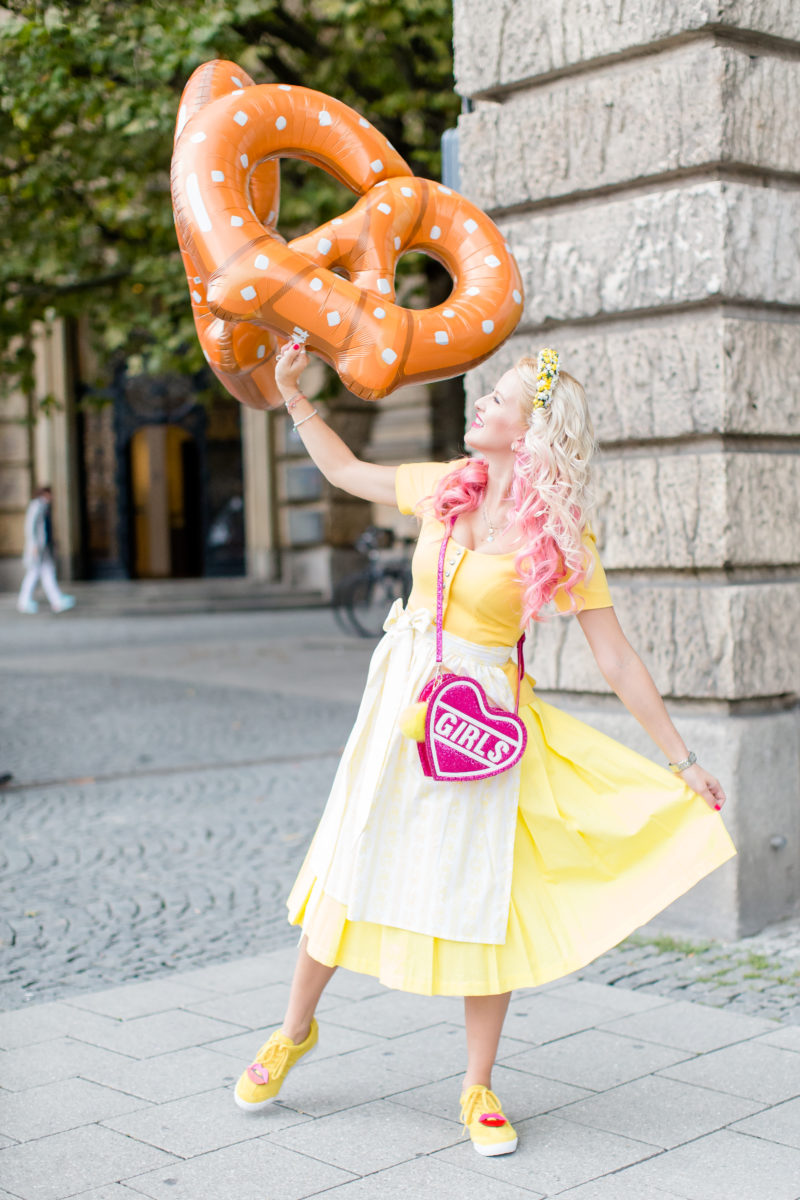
[275,115,287,130]
[193,276,201,284]
[332,218,343,226]
[327,311,341,327]
[466,286,480,296]
[309,278,323,292]
[317,237,332,254]
[192,290,202,303]
[254,255,270,270]
[464,218,478,234]
[202,348,211,362]
[257,344,266,358]
[359,117,370,128]
[377,278,391,294]
[373,307,386,319]
[377,202,391,215]
[318,110,332,126]
[231,76,244,88]
[190,131,206,143]
[278,84,292,91]
[394,237,402,250]
[381,348,397,364]
[512,289,522,303]
[267,210,277,225]
[370,159,383,173]
[374,180,387,188]
[482,319,494,334]
[240,154,249,168]
[484,254,501,268]
[230,215,244,227]
[435,331,449,345]
[240,286,257,301]
[430,226,441,240]
[176,105,189,137]
[232,90,244,97]
[233,111,248,126]
[443,308,456,318]
[211,170,224,182]
[438,185,452,194]
[401,186,413,197]
[248,204,256,216]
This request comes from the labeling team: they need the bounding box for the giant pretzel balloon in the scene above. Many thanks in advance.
[171,60,524,404]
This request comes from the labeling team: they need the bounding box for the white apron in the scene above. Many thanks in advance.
[307,600,521,944]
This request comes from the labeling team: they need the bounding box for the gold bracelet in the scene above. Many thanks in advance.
[292,409,319,430]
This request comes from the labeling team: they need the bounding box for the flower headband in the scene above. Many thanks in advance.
[532,348,560,409]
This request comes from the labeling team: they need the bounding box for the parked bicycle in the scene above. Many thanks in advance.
[332,526,414,638]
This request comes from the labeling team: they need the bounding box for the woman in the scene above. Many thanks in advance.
[234,343,735,1156]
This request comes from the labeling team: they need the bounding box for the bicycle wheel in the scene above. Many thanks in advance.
[331,575,358,635]
[345,569,405,638]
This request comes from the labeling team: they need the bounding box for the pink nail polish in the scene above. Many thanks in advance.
[293,343,299,349]
[714,803,721,810]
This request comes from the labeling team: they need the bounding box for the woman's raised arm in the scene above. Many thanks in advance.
[268,342,399,506]
[576,606,725,811]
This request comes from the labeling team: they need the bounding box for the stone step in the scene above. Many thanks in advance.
[0,578,326,617]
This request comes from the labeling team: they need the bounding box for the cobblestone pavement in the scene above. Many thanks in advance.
[0,610,370,1010]
[1,605,798,1022]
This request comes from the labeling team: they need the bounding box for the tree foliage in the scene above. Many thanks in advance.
[0,0,458,392]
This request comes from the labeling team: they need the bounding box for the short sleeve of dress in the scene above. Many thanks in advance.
[553,528,613,613]
[395,460,467,516]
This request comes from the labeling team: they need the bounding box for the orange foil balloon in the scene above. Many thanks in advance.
[171,60,524,403]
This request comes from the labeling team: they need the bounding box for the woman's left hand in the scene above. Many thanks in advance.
[681,762,726,812]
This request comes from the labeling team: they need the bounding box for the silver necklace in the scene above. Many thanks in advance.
[482,500,503,542]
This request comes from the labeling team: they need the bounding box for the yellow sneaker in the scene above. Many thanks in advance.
[234,1018,318,1111]
[460,1084,518,1156]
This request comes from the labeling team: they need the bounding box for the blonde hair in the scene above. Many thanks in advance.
[509,357,597,618]
[430,354,597,622]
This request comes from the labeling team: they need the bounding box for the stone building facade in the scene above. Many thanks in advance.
[454,0,800,937]
[0,318,437,593]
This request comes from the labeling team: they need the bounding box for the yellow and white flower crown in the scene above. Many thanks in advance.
[532,347,560,409]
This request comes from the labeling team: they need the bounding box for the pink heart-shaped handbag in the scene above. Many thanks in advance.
[414,521,527,783]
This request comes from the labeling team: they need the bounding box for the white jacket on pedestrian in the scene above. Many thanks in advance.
[22,496,51,568]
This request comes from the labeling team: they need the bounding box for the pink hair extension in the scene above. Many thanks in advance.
[427,458,589,624]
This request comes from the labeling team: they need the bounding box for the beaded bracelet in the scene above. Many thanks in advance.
[284,392,305,412]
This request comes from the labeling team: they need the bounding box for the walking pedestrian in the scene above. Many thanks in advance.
[17,485,75,615]
[234,343,735,1156]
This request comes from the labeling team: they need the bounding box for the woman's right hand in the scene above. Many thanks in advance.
[681,762,726,812]
[274,340,309,398]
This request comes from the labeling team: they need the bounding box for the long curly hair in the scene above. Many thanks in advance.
[428,356,597,623]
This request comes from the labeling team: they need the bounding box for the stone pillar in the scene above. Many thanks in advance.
[454,0,800,938]
[0,361,33,593]
[241,404,280,580]
[31,319,82,581]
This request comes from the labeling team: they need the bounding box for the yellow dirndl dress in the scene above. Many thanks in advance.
[287,461,736,995]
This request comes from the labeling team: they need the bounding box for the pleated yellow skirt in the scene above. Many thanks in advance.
[287,693,736,996]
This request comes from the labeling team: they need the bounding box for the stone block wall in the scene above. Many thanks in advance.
[454,0,800,937]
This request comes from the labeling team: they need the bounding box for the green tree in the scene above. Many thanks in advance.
[0,0,458,394]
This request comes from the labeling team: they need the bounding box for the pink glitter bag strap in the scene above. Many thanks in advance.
[416,521,527,782]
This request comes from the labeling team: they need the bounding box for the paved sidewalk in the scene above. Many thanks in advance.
[1,947,800,1200]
